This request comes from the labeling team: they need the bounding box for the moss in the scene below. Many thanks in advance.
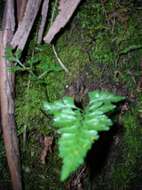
[77,0,142,69]
[13,0,142,189]
[15,23,91,189]
[21,137,65,190]
[57,43,89,81]
[16,75,48,135]
[111,108,142,189]
[92,106,142,190]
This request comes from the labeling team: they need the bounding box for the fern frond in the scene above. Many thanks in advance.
[44,91,124,181]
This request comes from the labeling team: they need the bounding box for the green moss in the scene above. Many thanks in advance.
[14,0,142,189]
[57,44,89,80]
[16,75,48,135]
[15,27,90,189]
[21,137,65,190]
[111,108,142,189]
[92,106,142,190]
[77,0,142,68]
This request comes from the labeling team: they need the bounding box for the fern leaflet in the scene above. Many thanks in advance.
[44,90,124,181]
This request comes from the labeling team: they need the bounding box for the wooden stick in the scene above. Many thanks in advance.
[0,1,22,190]
[37,0,49,44]
[44,0,82,43]
[16,0,28,22]
[10,0,42,50]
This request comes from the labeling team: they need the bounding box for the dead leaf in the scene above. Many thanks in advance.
[40,136,53,164]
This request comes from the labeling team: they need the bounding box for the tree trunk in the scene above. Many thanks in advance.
[11,0,42,50]
[37,0,49,44]
[44,0,82,43]
[16,0,28,22]
[0,1,22,190]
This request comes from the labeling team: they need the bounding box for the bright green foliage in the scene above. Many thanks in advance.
[5,46,61,75]
[44,91,124,181]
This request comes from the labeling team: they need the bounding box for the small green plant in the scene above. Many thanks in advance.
[5,47,62,136]
[44,90,124,181]
[5,47,61,78]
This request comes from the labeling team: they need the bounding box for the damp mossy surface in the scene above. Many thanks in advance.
[1,0,142,189]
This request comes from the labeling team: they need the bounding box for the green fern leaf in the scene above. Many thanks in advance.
[44,91,124,181]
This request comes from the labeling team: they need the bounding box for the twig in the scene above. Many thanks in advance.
[11,0,42,50]
[50,0,69,73]
[37,0,49,44]
[50,0,58,25]
[38,71,48,79]
[52,45,69,73]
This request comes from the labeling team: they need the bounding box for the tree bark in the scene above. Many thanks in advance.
[0,1,22,190]
[37,0,49,44]
[11,0,42,50]
[44,0,82,43]
[16,0,28,22]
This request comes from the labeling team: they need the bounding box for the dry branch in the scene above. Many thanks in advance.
[44,0,82,43]
[16,0,28,22]
[0,1,22,190]
[37,0,49,44]
[10,0,42,50]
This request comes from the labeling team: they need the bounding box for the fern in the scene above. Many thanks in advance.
[44,90,124,181]
[5,47,61,77]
